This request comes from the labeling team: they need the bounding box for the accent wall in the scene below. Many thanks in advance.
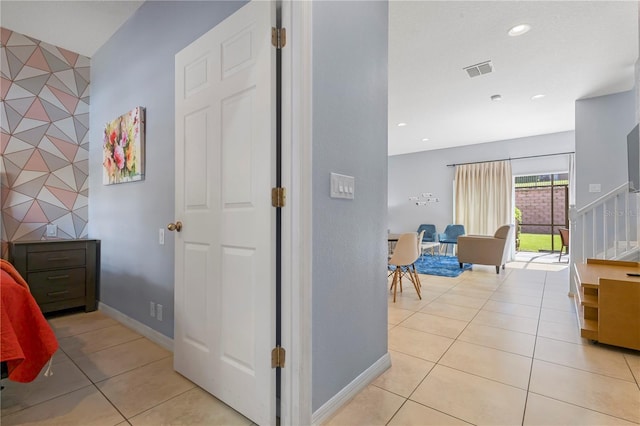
[1,28,90,258]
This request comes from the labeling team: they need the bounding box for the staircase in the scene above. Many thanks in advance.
[571,182,639,265]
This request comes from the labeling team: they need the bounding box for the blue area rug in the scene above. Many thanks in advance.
[413,255,472,278]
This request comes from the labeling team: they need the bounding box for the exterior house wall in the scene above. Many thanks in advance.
[516,186,568,233]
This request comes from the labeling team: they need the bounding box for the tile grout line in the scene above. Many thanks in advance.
[91,382,129,423]
[525,389,640,424]
[520,270,550,425]
[2,316,148,420]
[623,355,640,391]
[48,318,119,339]
[53,322,130,340]
[112,383,196,423]
[56,342,130,422]
[39,314,240,425]
[387,268,636,426]
[531,392,637,424]
[532,357,640,384]
[393,271,510,425]
[59,335,146,360]
[412,268,541,425]
[57,332,175,422]
[0,383,96,419]
[383,397,409,426]
[91,353,174,385]
[525,271,640,424]
[383,391,475,426]
[60,337,171,383]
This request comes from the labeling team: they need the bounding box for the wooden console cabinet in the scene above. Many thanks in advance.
[9,240,100,314]
[574,258,640,350]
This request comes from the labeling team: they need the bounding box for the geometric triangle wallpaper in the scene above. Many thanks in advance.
[1,27,90,257]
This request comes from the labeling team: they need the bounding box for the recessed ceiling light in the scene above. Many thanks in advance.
[422,138,429,142]
[397,122,407,127]
[508,23,531,37]
[490,94,502,102]
[531,94,546,100]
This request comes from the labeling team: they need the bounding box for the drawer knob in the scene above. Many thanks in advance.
[167,221,183,232]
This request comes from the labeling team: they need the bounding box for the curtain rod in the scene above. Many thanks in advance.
[446,151,575,167]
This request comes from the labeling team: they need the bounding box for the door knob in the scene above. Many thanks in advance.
[167,221,183,232]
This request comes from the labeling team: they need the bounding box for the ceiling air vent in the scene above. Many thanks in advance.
[463,60,493,78]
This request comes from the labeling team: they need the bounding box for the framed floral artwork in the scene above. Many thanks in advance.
[103,106,145,185]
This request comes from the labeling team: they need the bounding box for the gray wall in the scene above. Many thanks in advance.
[388,131,575,236]
[89,1,246,337]
[312,1,389,411]
[575,90,636,209]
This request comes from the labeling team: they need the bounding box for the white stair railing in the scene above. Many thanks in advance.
[571,182,639,265]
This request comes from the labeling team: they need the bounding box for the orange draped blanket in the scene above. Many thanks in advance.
[1,259,59,382]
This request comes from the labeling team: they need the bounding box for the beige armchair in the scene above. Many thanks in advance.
[457,225,514,274]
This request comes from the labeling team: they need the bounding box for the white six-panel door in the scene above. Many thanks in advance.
[173,2,276,424]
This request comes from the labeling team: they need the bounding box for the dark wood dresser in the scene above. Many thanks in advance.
[9,240,100,314]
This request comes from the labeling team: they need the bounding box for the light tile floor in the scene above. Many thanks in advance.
[1,311,252,426]
[3,263,639,426]
[326,263,640,426]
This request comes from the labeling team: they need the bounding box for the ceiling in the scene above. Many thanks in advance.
[1,1,638,156]
[0,1,144,58]
[389,1,638,156]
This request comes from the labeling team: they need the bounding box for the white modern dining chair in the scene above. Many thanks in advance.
[388,232,422,302]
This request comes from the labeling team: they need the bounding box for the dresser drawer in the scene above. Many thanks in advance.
[10,239,100,314]
[28,268,86,304]
[27,249,86,270]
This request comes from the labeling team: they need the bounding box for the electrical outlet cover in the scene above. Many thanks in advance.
[46,224,57,237]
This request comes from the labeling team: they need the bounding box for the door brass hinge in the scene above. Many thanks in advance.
[271,346,286,368]
[271,27,286,49]
[271,187,286,208]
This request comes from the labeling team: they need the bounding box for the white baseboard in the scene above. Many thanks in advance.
[98,302,174,352]
[311,352,391,426]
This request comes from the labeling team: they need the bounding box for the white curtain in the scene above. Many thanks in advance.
[455,160,513,235]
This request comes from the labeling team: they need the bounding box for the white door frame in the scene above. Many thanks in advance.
[280,1,313,425]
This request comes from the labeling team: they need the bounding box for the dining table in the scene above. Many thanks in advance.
[387,233,402,253]
[388,232,440,256]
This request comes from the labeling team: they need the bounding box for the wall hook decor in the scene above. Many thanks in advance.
[409,192,440,205]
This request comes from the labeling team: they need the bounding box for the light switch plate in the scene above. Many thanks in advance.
[330,173,355,199]
[589,184,601,193]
